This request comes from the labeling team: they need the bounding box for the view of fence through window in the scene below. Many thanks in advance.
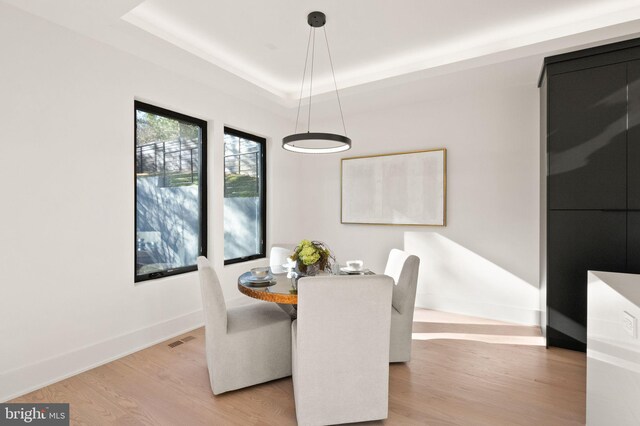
[135,102,206,281]
[224,128,265,263]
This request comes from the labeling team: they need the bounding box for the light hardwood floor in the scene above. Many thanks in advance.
[11,309,585,425]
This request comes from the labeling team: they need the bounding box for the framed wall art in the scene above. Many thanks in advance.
[341,149,446,226]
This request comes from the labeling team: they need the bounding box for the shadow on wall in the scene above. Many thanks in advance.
[404,232,540,326]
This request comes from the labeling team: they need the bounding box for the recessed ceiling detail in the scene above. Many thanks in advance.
[5,0,640,108]
[122,0,640,100]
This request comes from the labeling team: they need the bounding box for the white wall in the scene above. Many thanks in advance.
[0,4,302,401]
[298,84,541,324]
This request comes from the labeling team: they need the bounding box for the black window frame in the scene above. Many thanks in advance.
[134,100,208,283]
[223,126,267,265]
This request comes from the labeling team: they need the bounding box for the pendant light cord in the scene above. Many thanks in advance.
[294,27,313,134]
[308,28,316,133]
[323,26,347,136]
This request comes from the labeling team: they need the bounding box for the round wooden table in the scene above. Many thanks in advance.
[238,268,374,306]
[237,270,298,304]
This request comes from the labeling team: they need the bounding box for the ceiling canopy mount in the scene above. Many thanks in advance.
[307,11,326,28]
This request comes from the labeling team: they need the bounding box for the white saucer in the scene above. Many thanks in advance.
[246,275,274,283]
[340,266,369,274]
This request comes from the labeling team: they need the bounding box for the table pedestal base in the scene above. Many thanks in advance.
[277,303,297,319]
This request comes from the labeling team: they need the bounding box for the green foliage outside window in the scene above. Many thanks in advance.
[136,111,199,146]
[225,173,258,197]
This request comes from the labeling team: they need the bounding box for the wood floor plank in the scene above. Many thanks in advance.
[10,310,586,425]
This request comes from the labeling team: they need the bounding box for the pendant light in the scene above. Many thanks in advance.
[282,11,351,154]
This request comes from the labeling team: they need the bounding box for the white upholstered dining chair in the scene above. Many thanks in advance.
[197,256,292,395]
[269,243,296,272]
[385,249,421,363]
[292,275,394,425]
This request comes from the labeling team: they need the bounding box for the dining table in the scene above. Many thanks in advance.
[237,266,374,317]
[237,269,299,304]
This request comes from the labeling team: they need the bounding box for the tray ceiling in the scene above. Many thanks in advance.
[122,0,640,98]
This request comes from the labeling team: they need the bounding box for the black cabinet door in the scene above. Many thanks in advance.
[628,61,640,209]
[547,210,626,349]
[628,212,640,273]
[548,63,627,210]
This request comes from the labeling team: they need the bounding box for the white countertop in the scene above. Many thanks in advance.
[587,271,640,426]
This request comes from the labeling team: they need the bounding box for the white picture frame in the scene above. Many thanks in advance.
[341,149,446,226]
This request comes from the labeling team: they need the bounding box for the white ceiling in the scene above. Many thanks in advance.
[5,0,640,114]
[122,0,640,99]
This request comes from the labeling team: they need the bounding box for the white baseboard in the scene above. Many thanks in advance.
[416,293,540,326]
[0,309,204,402]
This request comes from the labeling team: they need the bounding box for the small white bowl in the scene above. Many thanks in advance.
[251,267,270,278]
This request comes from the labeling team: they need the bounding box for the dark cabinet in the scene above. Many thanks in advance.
[628,60,640,210]
[548,63,627,210]
[627,212,640,274]
[542,40,640,352]
[547,211,626,349]
[629,61,640,273]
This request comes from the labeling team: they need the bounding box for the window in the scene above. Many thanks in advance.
[135,101,207,282]
[223,127,266,264]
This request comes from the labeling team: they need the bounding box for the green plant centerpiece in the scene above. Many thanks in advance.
[290,240,335,276]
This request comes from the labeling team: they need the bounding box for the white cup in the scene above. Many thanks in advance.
[346,260,364,271]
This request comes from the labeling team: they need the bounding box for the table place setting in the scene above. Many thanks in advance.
[243,267,277,288]
[340,259,370,275]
